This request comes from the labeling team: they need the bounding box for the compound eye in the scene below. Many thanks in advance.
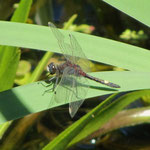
[47,63,56,75]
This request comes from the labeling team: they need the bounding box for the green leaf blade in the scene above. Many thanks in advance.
[0,0,32,91]
[0,21,150,72]
[103,0,150,27]
[0,71,150,124]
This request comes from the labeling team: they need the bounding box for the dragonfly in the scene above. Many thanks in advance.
[46,22,120,118]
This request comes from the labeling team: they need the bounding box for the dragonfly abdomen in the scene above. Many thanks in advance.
[85,74,120,88]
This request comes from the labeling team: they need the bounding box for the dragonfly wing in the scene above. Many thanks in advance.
[50,66,89,118]
[48,22,73,62]
[69,34,91,73]
[49,22,91,73]
[69,100,84,118]
[50,68,73,106]
[69,75,89,118]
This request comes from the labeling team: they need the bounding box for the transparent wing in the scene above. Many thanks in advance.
[69,74,89,118]
[51,67,73,105]
[69,34,91,72]
[48,22,91,73]
[48,22,73,61]
[50,66,89,118]
[48,22,90,117]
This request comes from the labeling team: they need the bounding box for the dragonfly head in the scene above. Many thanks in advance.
[47,62,57,75]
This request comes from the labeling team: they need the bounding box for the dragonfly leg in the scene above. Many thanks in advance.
[42,88,54,96]
[40,77,57,95]
[38,82,52,88]
[53,77,59,94]
[38,76,56,87]
[47,76,56,84]
[42,76,60,96]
